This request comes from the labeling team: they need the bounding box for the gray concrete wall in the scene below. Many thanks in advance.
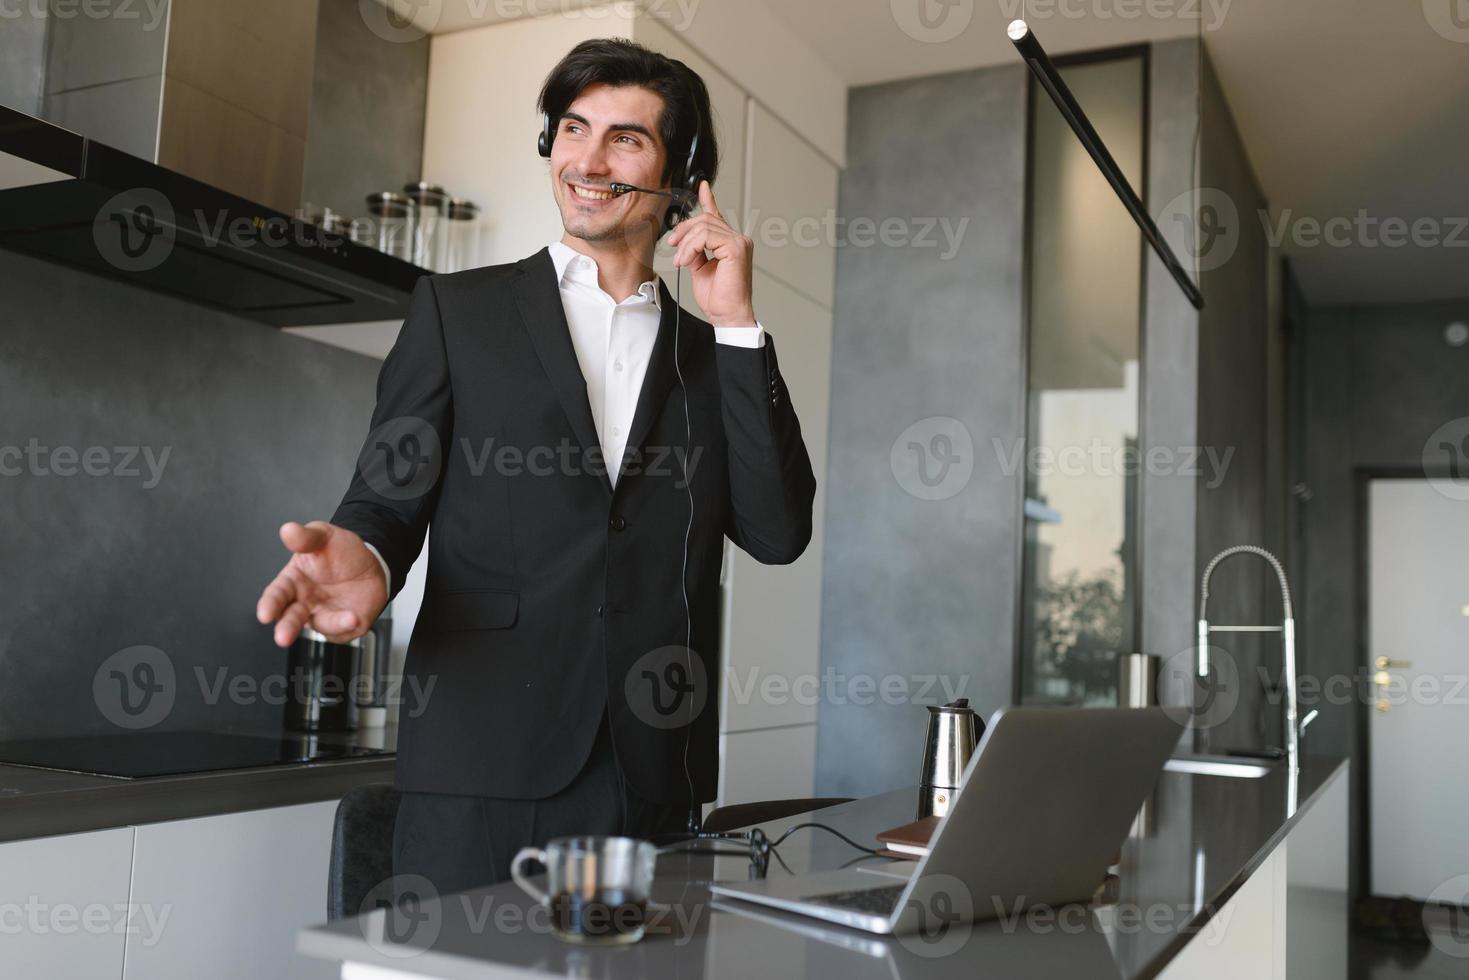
[816,63,1028,798]
[0,6,49,116]
[301,0,431,222]
[1192,45,1282,755]
[0,250,380,740]
[1142,39,1202,695]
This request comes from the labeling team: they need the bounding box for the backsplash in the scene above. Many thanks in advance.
[0,249,383,740]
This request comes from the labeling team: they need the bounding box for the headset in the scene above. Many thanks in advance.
[539,81,705,833]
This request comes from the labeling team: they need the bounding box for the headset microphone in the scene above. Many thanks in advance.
[608,182,695,201]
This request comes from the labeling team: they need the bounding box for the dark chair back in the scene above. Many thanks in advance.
[701,797,854,833]
[327,783,402,920]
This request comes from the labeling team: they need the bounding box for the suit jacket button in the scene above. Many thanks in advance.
[596,604,603,617]
[609,515,627,531]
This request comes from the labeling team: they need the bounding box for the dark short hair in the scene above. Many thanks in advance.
[537,38,719,191]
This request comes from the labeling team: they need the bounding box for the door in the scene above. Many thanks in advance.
[1368,478,1469,899]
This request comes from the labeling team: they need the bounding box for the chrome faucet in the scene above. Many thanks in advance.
[1197,545,1317,773]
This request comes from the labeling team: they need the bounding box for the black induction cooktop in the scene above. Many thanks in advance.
[0,729,391,779]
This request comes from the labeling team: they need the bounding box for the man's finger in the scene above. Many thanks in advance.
[256,572,299,624]
[279,520,331,555]
[689,224,747,267]
[666,212,708,247]
[673,223,708,268]
[697,179,720,219]
[312,607,361,640]
[274,600,311,649]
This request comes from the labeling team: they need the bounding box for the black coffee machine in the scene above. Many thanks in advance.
[284,627,361,732]
[284,606,394,733]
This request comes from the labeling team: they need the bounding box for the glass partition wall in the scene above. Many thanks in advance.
[1019,50,1147,705]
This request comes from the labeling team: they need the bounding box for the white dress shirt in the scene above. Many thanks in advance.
[363,243,766,594]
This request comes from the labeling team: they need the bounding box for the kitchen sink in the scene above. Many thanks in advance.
[1163,753,1279,778]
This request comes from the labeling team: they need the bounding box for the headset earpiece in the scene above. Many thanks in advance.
[663,100,706,231]
[537,112,555,159]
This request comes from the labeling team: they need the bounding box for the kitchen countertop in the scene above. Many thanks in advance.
[297,754,1348,980]
[0,723,396,843]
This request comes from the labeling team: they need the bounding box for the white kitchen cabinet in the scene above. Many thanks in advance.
[1286,772,1350,980]
[719,270,833,736]
[0,826,134,977]
[121,801,339,980]
[709,77,835,804]
[1156,770,1348,980]
[718,724,817,809]
[743,102,839,309]
[1154,843,1287,980]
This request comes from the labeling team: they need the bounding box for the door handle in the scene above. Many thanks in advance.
[1375,656,1412,670]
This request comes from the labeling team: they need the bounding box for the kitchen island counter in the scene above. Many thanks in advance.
[298,753,1349,980]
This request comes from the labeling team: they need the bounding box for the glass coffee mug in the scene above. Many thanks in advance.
[511,836,657,945]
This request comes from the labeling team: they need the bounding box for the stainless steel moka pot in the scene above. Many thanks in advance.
[918,698,985,818]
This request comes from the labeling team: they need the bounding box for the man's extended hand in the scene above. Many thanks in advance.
[255,521,388,648]
[666,180,758,328]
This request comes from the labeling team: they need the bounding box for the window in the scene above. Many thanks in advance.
[1019,51,1146,705]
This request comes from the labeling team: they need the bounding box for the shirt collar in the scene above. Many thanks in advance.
[548,241,662,311]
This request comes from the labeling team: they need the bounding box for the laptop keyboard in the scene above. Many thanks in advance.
[800,883,905,915]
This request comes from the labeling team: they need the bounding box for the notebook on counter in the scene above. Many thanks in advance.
[874,814,939,858]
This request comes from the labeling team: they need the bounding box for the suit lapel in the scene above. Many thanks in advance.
[618,276,681,490]
[511,248,612,496]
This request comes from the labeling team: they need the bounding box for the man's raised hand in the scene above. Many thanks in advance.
[255,521,388,648]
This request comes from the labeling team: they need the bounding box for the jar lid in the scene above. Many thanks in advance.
[446,198,479,221]
[403,182,449,209]
[366,191,417,218]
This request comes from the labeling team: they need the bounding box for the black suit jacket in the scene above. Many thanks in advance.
[331,247,816,805]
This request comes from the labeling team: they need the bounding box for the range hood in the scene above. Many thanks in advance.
[0,104,426,328]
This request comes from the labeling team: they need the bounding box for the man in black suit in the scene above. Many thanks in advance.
[255,39,815,896]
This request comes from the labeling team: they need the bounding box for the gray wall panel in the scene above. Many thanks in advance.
[0,8,50,115]
[817,64,1028,798]
[0,251,379,740]
[1193,46,1279,754]
[1141,39,1200,685]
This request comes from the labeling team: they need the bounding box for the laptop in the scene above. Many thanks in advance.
[709,706,1182,934]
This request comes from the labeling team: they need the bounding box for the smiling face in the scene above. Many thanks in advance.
[549,82,671,252]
